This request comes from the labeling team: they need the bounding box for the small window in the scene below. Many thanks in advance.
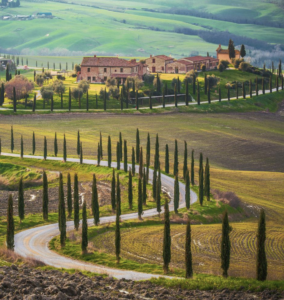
[92,76,96,81]
[152,59,155,63]
[120,68,123,73]
[104,68,107,72]
[87,68,90,72]
[115,69,117,72]
[87,76,91,81]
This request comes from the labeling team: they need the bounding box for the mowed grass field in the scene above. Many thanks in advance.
[0,0,283,56]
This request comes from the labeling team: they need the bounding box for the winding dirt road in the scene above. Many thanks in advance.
[2,153,198,280]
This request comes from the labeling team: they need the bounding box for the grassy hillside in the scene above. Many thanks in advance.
[0,0,283,57]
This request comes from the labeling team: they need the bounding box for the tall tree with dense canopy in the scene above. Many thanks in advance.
[163,200,171,274]
[18,177,24,223]
[256,209,267,281]
[154,134,159,172]
[81,201,88,254]
[138,177,143,220]
[42,171,49,221]
[92,174,99,226]
[115,203,121,264]
[73,173,79,231]
[240,44,246,58]
[124,140,127,172]
[146,133,150,182]
[185,218,193,278]
[139,147,143,179]
[185,170,190,210]
[191,150,194,185]
[43,136,47,160]
[131,147,135,176]
[6,195,14,251]
[58,173,66,247]
[67,173,72,218]
[228,39,236,59]
[63,134,67,162]
[136,128,140,163]
[116,174,121,216]
[174,175,179,213]
[174,139,178,176]
[199,153,204,206]
[204,158,210,201]
[142,167,147,205]
[128,169,133,209]
[221,211,231,278]
[165,144,169,174]
[183,141,187,180]
[54,132,58,157]
[108,135,112,168]
[20,135,23,158]
[156,168,161,216]
[111,169,116,212]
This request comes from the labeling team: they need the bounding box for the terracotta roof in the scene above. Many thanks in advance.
[150,55,173,61]
[183,56,210,62]
[169,59,193,65]
[81,56,140,67]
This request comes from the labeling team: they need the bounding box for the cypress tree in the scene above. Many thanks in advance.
[152,167,157,202]
[199,153,203,206]
[142,167,147,205]
[185,170,190,210]
[115,203,121,264]
[116,141,120,170]
[185,79,189,106]
[174,175,179,213]
[131,147,135,176]
[54,132,58,157]
[43,136,47,160]
[249,80,252,98]
[197,81,200,105]
[207,86,211,104]
[138,177,143,220]
[81,201,88,254]
[243,82,246,99]
[269,76,272,93]
[32,131,35,155]
[191,150,194,185]
[79,142,83,164]
[20,135,23,159]
[276,76,279,92]
[162,87,166,108]
[139,147,143,179]
[63,134,67,162]
[67,173,72,218]
[119,132,122,161]
[174,83,177,107]
[256,209,267,281]
[262,78,265,95]
[156,167,161,216]
[11,126,14,153]
[92,174,100,226]
[108,135,111,168]
[58,173,66,247]
[77,130,80,156]
[73,173,79,231]
[149,92,152,109]
[18,177,24,223]
[111,169,116,211]
[128,169,133,209]
[221,211,231,278]
[0,83,5,106]
[6,195,14,251]
[116,174,121,216]
[165,144,169,174]
[100,131,103,159]
[256,78,258,96]
[146,133,150,182]
[154,134,159,172]
[185,218,193,278]
[163,200,171,274]
[33,93,36,112]
[42,171,49,220]
[124,140,127,173]
[97,142,101,166]
[136,128,140,163]
[177,77,180,93]
[219,86,221,102]
[174,139,178,176]
[236,82,239,99]
[183,141,187,180]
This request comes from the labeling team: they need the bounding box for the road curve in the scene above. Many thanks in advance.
[1,153,198,280]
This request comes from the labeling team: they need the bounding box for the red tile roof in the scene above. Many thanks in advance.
[183,56,210,62]
[81,56,140,67]
[151,55,173,61]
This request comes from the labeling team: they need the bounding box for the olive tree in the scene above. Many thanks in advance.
[53,80,66,95]
[41,85,54,101]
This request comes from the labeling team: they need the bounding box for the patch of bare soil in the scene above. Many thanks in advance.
[0,181,111,216]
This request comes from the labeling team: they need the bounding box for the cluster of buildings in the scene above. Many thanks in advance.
[1,12,52,21]
[79,45,240,83]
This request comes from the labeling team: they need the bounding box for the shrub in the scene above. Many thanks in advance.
[99,88,110,100]
[41,85,54,101]
[105,77,117,88]
[78,80,90,93]
[71,74,77,78]
[218,63,225,73]
[53,80,65,94]
[56,75,65,80]
[35,74,45,86]
[171,77,181,90]
[71,87,83,100]
[143,74,155,85]
[232,58,244,69]
[183,71,195,84]
[207,74,220,88]
[5,75,34,100]
[220,60,230,69]
[109,87,120,99]
[74,64,81,72]
[212,189,241,209]
[239,62,252,72]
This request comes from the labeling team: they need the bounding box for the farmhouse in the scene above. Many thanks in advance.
[216,44,240,63]
[166,56,219,73]
[79,56,148,84]
[145,55,174,73]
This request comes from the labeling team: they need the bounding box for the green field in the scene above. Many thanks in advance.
[0,0,283,57]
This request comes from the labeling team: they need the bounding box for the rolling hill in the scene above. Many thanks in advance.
[0,0,283,57]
